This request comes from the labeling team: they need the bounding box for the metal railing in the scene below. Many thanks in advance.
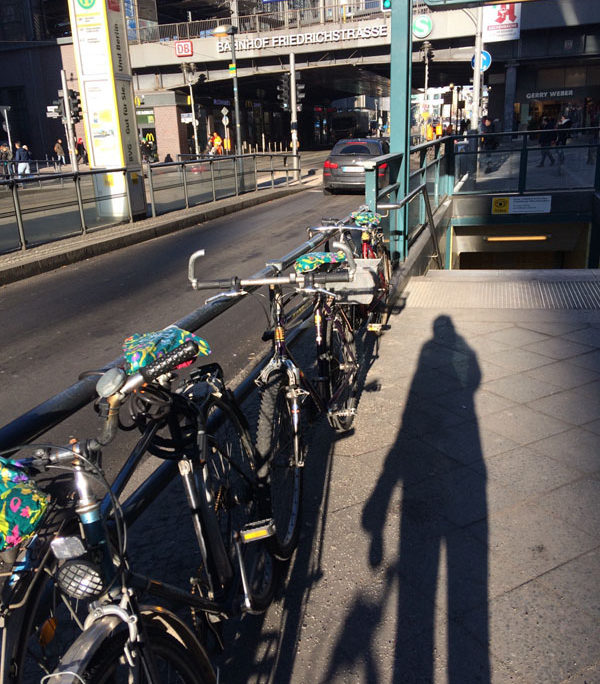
[0,153,300,255]
[0,229,332,451]
[130,0,392,44]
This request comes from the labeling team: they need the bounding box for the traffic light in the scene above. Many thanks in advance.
[68,89,82,123]
[276,74,290,111]
[295,80,305,103]
[381,0,391,11]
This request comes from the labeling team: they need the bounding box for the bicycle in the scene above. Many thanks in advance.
[188,243,361,559]
[8,327,278,682]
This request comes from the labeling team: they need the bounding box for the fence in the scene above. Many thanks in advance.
[0,153,300,254]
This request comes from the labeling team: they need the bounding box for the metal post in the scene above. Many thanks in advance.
[183,64,200,157]
[229,27,243,157]
[0,106,13,151]
[388,0,412,262]
[470,7,483,134]
[74,173,87,233]
[123,170,133,222]
[147,163,156,217]
[11,182,27,251]
[289,53,300,181]
[60,69,78,173]
[518,133,528,194]
[182,162,190,208]
[210,159,217,202]
[254,154,258,191]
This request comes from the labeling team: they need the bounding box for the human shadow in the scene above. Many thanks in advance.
[325,314,491,683]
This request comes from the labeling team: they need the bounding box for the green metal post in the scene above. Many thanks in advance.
[518,133,528,194]
[388,0,413,262]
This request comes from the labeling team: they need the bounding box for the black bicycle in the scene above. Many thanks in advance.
[189,241,362,560]
[4,330,278,683]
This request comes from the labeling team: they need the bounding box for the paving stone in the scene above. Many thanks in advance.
[563,324,600,346]
[481,404,571,445]
[422,421,519,465]
[484,374,559,403]
[528,388,600,426]
[434,387,516,419]
[569,349,600,372]
[482,580,600,683]
[522,336,594,361]
[485,326,550,347]
[528,428,600,473]
[480,348,554,373]
[536,478,600,539]
[525,359,600,390]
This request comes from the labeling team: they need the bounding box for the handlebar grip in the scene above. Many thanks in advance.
[140,340,199,382]
[193,277,240,290]
[312,270,350,284]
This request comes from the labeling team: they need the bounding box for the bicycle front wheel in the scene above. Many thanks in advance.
[55,617,216,684]
[256,373,303,561]
[326,307,358,432]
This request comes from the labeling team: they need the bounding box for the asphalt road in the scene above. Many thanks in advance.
[0,182,358,439]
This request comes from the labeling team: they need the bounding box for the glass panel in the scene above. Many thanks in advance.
[0,188,21,253]
[525,139,596,191]
[79,173,129,231]
[213,158,236,200]
[185,161,215,207]
[407,194,421,243]
[537,68,564,89]
[148,165,185,215]
[18,177,82,246]
[565,67,586,87]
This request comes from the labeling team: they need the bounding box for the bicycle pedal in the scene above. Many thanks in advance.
[240,519,276,544]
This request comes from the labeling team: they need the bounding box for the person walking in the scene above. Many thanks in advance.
[14,141,31,177]
[0,142,13,179]
[556,114,572,164]
[480,116,496,172]
[537,116,556,167]
[53,138,66,165]
[75,137,87,165]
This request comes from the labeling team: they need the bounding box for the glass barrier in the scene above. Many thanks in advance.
[213,158,237,201]
[0,188,21,253]
[185,160,215,207]
[148,165,186,215]
[79,172,130,231]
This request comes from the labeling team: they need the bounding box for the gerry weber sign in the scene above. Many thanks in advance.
[216,24,389,53]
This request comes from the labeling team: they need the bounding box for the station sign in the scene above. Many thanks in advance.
[412,15,433,39]
[175,40,193,57]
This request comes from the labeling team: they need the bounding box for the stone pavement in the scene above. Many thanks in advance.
[127,268,600,683]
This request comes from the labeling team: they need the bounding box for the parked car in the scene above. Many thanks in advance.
[322,137,390,194]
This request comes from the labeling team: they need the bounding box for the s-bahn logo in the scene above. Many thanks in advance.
[77,0,96,8]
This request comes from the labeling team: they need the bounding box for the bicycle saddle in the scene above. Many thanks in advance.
[350,210,383,227]
[294,250,347,274]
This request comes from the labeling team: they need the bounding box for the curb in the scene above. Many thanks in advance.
[0,184,309,286]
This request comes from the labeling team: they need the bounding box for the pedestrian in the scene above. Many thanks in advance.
[480,116,496,171]
[76,137,87,164]
[14,141,31,177]
[54,138,66,165]
[210,132,223,155]
[556,113,572,163]
[537,116,556,167]
[0,142,13,179]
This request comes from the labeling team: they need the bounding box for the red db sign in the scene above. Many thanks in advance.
[175,41,193,58]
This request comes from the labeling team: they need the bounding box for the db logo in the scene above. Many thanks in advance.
[175,41,193,58]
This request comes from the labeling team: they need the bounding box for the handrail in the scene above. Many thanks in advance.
[0,231,330,452]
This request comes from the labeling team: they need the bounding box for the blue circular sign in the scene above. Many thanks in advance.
[471,50,492,72]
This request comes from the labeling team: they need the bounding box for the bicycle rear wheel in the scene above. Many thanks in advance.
[256,373,303,561]
[326,307,358,432]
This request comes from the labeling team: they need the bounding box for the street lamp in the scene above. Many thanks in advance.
[181,63,200,156]
[213,24,243,157]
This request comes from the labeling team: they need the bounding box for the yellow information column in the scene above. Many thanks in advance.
[67,0,145,219]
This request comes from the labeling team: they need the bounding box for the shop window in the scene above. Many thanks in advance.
[565,67,585,87]
[587,65,600,86]
[537,68,564,89]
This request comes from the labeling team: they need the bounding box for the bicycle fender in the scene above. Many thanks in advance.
[44,606,215,684]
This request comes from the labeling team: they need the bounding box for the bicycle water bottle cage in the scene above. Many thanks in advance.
[350,210,382,227]
[123,325,211,374]
[294,251,347,274]
[0,459,48,551]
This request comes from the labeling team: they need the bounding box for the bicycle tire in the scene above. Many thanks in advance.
[59,617,216,684]
[256,373,303,561]
[199,392,275,612]
[369,241,392,329]
[326,307,358,432]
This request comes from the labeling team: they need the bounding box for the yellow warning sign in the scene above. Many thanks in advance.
[492,197,509,214]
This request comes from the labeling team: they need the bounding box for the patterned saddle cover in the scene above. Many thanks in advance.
[0,460,48,551]
[123,325,211,374]
[351,210,383,227]
[294,251,347,274]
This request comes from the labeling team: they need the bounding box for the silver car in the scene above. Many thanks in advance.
[323,137,390,194]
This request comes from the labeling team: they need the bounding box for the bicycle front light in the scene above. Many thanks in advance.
[51,536,105,599]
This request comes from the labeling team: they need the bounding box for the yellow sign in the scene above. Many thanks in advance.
[145,133,155,142]
[422,112,430,120]
[492,197,509,214]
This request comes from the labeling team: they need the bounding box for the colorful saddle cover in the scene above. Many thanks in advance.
[123,325,211,374]
[0,460,48,551]
[294,251,347,274]
[351,210,382,227]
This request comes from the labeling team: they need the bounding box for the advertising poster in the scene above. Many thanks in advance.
[483,3,521,43]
